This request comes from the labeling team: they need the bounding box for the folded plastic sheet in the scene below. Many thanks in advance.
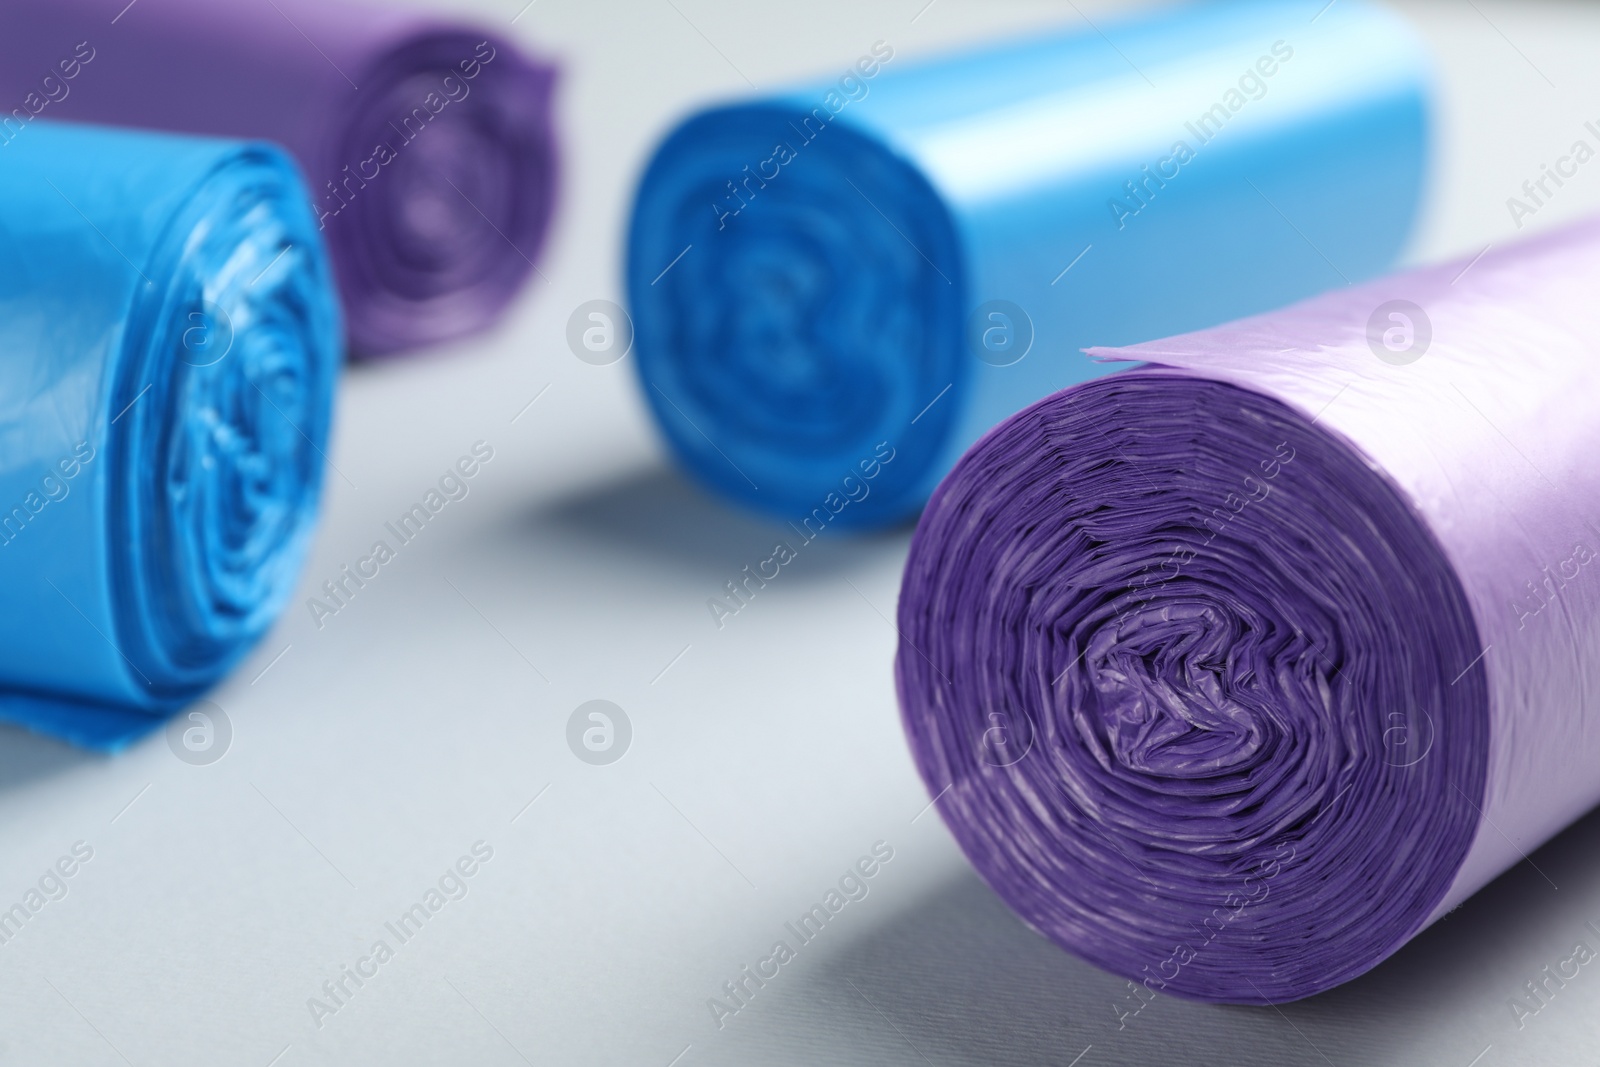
[895,219,1600,1003]
[628,0,1428,529]
[0,0,557,357]
[0,121,339,751]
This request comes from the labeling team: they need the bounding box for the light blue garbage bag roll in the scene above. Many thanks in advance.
[0,122,340,751]
[628,0,1431,528]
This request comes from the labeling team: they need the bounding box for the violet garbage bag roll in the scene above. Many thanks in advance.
[0,0,558,356]
[0,121,339,751]
[895,219,1600,1002]
[628,0,1429,529]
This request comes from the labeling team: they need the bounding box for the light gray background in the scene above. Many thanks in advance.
[3,1,1600,1064]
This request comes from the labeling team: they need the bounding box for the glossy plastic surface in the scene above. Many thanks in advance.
[896,219,1600,1002]
[0,0,557,356]
[0,122,340,749]
[628,0,1429,527]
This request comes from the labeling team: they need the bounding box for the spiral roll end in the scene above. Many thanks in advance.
[896,373,1488,1002]
[329,31,557,356]
[111,145,339,706]
[629,105,964,527]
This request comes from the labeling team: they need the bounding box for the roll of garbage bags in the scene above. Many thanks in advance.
[0,121,340,750]
[896,219,1600,1002]
[0,0,558,356]
[628,0,1429,528]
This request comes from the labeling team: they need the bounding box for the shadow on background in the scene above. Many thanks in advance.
[743,804,1600,1067]
[514,461,913,583]
[0,723,101,794]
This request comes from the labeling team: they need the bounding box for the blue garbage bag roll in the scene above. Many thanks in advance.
[0,121,340,750]
[627,0,1430,528]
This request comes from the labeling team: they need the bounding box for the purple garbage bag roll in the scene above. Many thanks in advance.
[895,219,1600,1002]
[0,0,558,356]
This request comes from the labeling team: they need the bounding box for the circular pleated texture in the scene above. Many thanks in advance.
[110,146,339,703]
[895,372,1490,1003]
[628,105,964,525]
[333,31,556,356]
